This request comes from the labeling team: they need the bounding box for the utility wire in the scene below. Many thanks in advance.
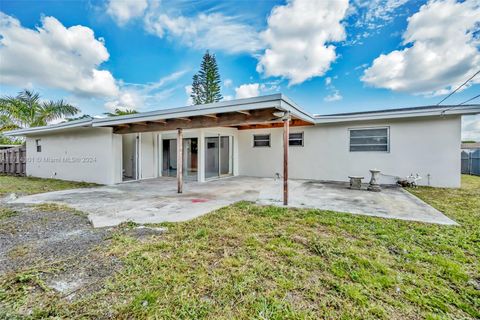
[436,69,480,105]
[459,93,480,105]
[441,92,480,115]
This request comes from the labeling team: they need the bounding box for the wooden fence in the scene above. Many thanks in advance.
[0,146,26,176]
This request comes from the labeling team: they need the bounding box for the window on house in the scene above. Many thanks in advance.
[35,139,42,152]
[289,132,304,146]
[349,127,389,152]
[253,134,270,147]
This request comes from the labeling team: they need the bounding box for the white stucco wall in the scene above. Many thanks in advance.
[23,116,461,188]
[139,132,156,179]
[237,116,462,187]
[25,127,119,185]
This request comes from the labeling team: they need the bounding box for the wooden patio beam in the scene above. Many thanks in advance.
[177,128,183,193]
[113,108,280,134]
[203,114,218,119]
[283,117,289,206]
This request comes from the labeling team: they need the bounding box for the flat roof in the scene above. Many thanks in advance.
[92,94,314,127]
[314,104,480,123]
[4,94,480,136]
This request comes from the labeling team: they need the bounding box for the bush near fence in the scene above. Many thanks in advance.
[0,146,26,176]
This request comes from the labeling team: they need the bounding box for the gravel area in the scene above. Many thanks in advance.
[0,201,165,302]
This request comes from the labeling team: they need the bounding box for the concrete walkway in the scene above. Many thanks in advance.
[9,176,457,227]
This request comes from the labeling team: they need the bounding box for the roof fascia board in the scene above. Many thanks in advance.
[4,118,93,136]
[279,95,315,122]
[314,106,480,124]
[92,94,285,127]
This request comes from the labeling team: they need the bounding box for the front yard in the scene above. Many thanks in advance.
[0,175,479,319]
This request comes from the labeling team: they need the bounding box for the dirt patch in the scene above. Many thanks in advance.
[0,201,166,307]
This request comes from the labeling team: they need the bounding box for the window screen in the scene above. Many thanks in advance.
[349,127,389,152]
[289,132,304,146]
[253,134,270,147]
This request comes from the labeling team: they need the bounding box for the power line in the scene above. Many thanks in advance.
[440,92,480,115]
[459,93,480,105]
[436,69,480,105]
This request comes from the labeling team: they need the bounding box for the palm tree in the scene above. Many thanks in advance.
[104,108,138,117]
[0,89,80,129]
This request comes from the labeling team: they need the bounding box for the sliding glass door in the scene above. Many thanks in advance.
[162,138,198,180]
[205,136,232,179]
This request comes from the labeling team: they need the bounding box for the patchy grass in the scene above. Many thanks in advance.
[31,203,88,218]
[0,207,17,220]
[1,176,479,319]
[0,175,97,197]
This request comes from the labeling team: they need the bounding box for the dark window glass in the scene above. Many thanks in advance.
[36,139,42,152]
[289,132,304,146]
[253,134,270,147]
[349,128,388,152]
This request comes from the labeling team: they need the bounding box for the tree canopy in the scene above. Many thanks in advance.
[103,108,138,117]
[0,89,80,144]
[190,51,223,105]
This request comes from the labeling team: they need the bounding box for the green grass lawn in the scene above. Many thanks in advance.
[0,175,97,196]
[1,176,479,319]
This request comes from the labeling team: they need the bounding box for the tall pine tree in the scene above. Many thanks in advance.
[191,51,222,105]
[190,74,203,105]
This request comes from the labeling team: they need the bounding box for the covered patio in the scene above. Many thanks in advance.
[9,176,457,227]
[93,94,316,205]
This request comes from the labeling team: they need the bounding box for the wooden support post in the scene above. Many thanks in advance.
[177,128,183,193]
[283,117,289,205]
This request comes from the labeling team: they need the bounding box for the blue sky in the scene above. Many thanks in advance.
[0,0,479,139]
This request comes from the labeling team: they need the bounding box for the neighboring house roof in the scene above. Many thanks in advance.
[461,142,480,149]
[4,94,480,136]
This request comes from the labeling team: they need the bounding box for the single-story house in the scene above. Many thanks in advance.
[6,94,480,204]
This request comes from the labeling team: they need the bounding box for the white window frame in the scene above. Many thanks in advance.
[348,126,390,152]
[253,134,271,148]
[289,132,304,147]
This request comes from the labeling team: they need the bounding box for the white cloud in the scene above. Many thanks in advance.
[0,12,118,97]
[235,83,260,99]
[106,69,188,110]
[323,76,343,102]
[256,0,349,85]
[107,0,148,25]
[224,79,233,88]
[462,115,480,141]
[324,90,343,102]
[104,90,143,111]
[144,11,262,54]
[352,0,409,27]
[362,0,480,95]
[184,84,193,105]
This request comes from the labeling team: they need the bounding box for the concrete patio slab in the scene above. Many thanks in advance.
[8,176,457,227]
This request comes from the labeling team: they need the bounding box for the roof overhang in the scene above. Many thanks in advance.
[314,105,480,124]
[93,94,315,134]
[4,118,93,137]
